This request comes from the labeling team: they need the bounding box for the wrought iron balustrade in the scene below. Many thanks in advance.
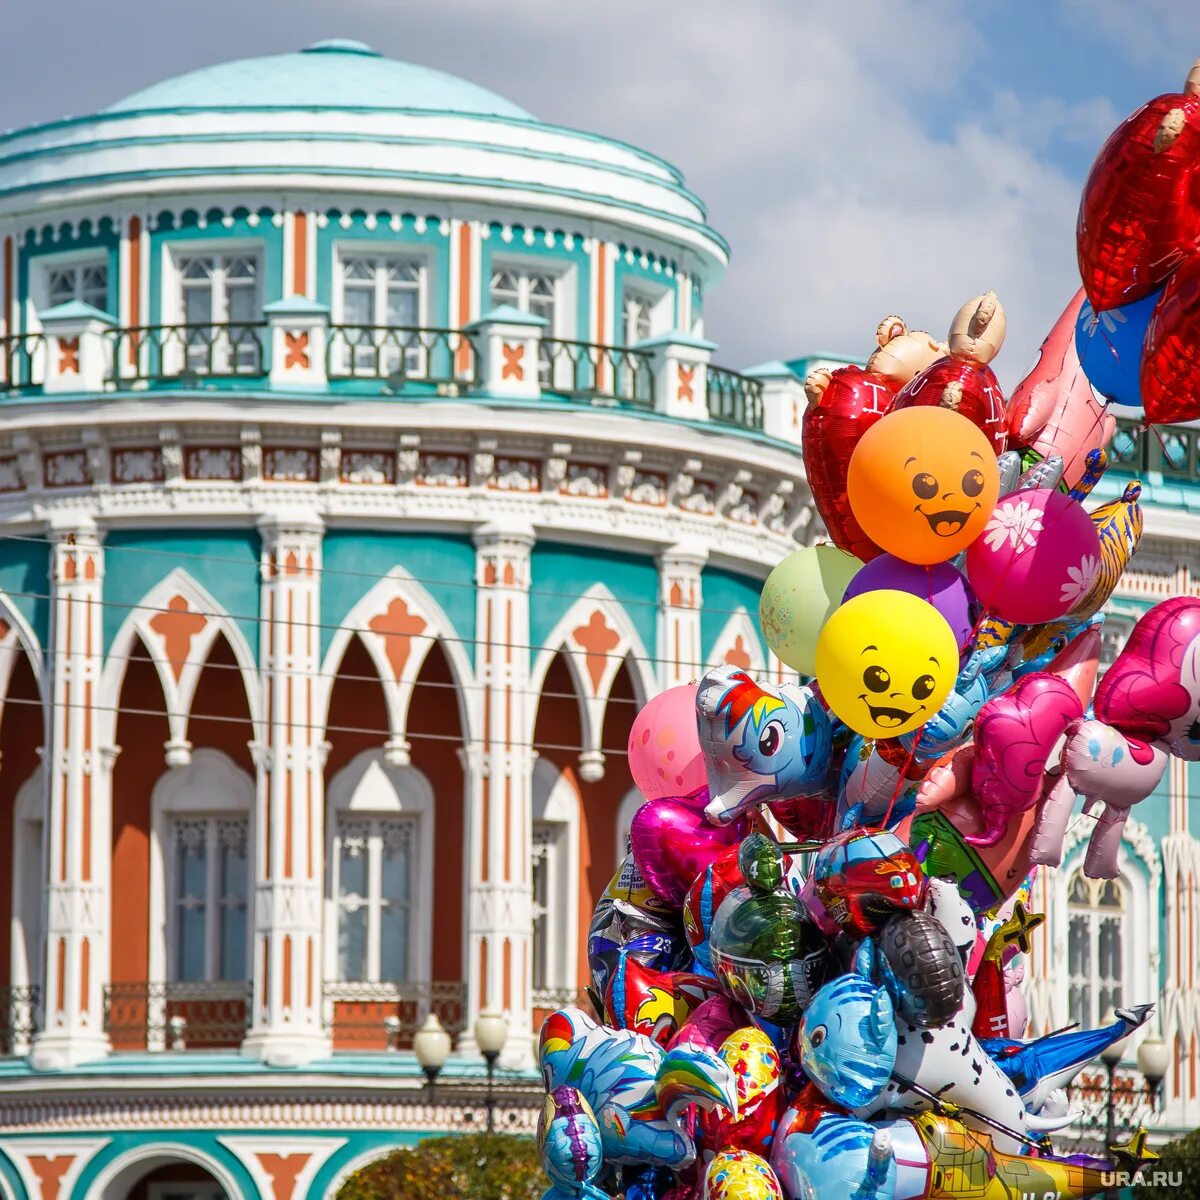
[0,332,46,392]
[1058,1064,1160,1156]
[531,986,596,1031]
[324,980,468,1050]
[540,338,654,408]
[0,984,39,1054]
[326,324,479,388]
[1111,415,1200,479]
[707,363,764,430]
[106,323,266,385]
[104,980,251,1050]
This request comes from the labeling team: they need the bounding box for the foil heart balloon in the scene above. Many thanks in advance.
[1077,65,1200,312]
[1141,255,1200,424]
[629,791,749,906]
[890,357,1006,452]
[890,293,1009,453]
[801,365,896,561]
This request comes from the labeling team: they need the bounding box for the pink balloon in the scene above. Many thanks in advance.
[969,673,1084,848]
[628,684,708,800]
[965,489,1102,624]
[629,792,749,905]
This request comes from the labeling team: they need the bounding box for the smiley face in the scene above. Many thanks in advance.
[815,589,960,738]
[847,406,1000,565]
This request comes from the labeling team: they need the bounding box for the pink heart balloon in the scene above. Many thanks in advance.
[630,791,749,906]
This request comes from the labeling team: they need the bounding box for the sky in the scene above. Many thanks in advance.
[3,0,1199,385]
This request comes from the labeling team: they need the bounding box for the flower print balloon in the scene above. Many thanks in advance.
[965,489,1102,624]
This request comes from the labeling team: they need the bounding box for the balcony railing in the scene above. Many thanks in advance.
[1111,415,1199,479]
[324,980,468,1051]
[104,981,251,1051]
[540,338,654,408]
[707,363,764,430]
[0,985,39,1055]
[107,323,267,385]
[0,332,46,391]
[531,986,595,1032]
[326,324,480,389]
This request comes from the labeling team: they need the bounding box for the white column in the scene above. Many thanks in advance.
[241,513,329,1066]
[31,518,112,1069]
[657,544,707,689]
[464,521,535,1064]
[744,361,808,446]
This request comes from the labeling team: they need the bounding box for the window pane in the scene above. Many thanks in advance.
[218,819,248,980]
[184,286,212,325]
[336,821,369,981]
[48,268,76,307]
[174,820,208,982]
[385,287,418,328]
[180,256,214,280]
[380,905,409,981]
[225,282,257,324]
[338,908,367,981]
[489,269,519,308]
[344,258,375,281]
[380,821,411,902]
[343,288,373,326]
[81,264,108,310]
[338,824,368,898]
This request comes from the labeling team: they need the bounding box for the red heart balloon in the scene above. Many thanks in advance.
[890,356,1007,453]
[1077,91,1200,313]
[801,365,897,561]
[629,792,749,905]
[1141,254,1200,424]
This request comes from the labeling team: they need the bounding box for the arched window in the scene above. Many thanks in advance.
[615,787,643,868]
[531,758,580,999]
[325,751,434,988]
[1099,612,1136,671]
[1067,870,1126,1029]
[151,750,255,987]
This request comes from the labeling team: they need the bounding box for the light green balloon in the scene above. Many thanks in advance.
[759,545,862,676]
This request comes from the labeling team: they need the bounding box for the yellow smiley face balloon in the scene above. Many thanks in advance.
[815,589,958,738]
[846,406,1000,565]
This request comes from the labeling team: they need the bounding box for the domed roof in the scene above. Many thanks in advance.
[105,40,535,120]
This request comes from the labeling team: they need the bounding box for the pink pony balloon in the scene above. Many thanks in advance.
[629,792,749,905]
[1094,596,1200,760]
[628,684,708,800]
[1006,289,1116,491]
[969,673,1084,847]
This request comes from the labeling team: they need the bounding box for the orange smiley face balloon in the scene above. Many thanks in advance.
[846,406,999,565]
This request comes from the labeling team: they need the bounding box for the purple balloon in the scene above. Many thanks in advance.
[843,554,976,649]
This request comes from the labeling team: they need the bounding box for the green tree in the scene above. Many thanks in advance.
[1139,1127,1200,1200]
[337,1133,544,1200]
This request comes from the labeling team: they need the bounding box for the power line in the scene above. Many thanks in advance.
[20,642,651,707]
[0,691,634,759]
[0,585,780,675]
[0,530,772,620]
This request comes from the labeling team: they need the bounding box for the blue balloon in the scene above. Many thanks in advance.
[1074,288,1161,406]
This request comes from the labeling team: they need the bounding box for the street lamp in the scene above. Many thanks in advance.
[474,1010,509,1134]
[1138,1035,1170,1108]
[413,1012,452,1098]
[1099,1008,1130,1148]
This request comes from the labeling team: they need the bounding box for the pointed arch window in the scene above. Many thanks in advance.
[1067,871,1125,1029]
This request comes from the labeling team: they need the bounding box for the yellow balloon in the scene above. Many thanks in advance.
[815,589,958,738]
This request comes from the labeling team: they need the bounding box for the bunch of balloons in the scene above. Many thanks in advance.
[530,67,1200,1195]
[1075,56,1200,423]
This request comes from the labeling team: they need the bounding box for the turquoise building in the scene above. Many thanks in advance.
[0,41,815,1199]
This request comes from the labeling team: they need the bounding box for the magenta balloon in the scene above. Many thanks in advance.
[627,684,708,801]
[964,489,1102,625]
[629,794,748,905]
[843,554,976,648]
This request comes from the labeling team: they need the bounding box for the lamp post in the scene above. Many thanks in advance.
[413,1012,452,1100]
[1099,1010,1129,1149]
[1092,1011,1169,1149]
[474,1010,509,1134]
